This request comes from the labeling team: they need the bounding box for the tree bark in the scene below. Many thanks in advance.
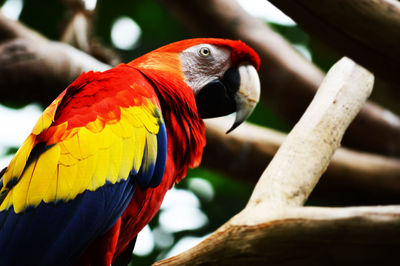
[268,0,400,91]
[160,0,400,157]
[247,58,374,208]
[155,206,400,266]
[204,119,400,204]
[155,58,400,266]
[0,7,399,265]
[0,11,398,204]
[0,12,109,105]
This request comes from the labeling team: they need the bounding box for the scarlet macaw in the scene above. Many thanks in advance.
[0,38,260,266]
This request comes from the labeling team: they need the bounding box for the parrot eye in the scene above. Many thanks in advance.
[198,47,211,57]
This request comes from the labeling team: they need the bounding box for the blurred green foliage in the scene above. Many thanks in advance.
[20,0,65,40]
[270,23,309,45]
[249,103,290,132]
[5,147,18,155]
[96,0,190,57]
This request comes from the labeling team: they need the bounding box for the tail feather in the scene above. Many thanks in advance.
[112,237,137,266]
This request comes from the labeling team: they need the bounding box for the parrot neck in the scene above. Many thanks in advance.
[135,67,206,184]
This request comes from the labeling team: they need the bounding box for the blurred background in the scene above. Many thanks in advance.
[0,0,396,265]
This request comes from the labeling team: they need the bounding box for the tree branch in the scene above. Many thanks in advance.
[268,0,400,90]
[160,0,400,157]
[155,58,400,265]
[247,58,373,208]
[0,12,109,105]
[0,7,399,264]
[0,11,398,203]
[204,120,400,204]
[155,205,400,265]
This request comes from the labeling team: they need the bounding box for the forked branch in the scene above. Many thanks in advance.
[154,59,400,265]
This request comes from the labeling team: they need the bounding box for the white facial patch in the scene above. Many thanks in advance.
[179,44,231,94]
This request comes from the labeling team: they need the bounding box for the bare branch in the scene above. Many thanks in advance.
[61,12,92,53]
[0,38,110,104]
[155,205,400,265]
[160,0,400,157]
[154,58,393,265]
[0,12,43,42]
[268,0,400,88]
[204,120,400,203]
[248,57,374,208]
[0,12,109,104]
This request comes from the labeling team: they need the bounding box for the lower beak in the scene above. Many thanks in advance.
[195,64,260,133]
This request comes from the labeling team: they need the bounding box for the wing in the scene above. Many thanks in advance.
[0,64,167,266]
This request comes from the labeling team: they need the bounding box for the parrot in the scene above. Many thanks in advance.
[0,38,260,266]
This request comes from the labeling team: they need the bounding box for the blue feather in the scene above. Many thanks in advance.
[0,179,135,266]
[150,122,167,188]
[135,122,167,189]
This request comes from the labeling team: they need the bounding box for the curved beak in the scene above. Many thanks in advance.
[195,64,260,133]
[227,65,260,133]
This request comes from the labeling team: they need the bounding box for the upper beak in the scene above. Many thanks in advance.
[195,64,260,133]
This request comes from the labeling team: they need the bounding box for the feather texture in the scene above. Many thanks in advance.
[0,38,260,266]
[0,64,167,265]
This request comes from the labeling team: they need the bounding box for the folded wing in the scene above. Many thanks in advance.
[0,65,167,266]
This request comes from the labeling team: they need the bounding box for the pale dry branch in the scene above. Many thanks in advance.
[160,0,400,157]
[0,12,109,104]
[155,205,400,266]
[247,57,374,208]
[61,12,92,53]
[204,120,400,203]
[154,58,400,265]
[61,0,96,53]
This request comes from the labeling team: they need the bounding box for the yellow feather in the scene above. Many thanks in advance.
[85,117,105,133]
[132,127,146,173]
[56,162,78,201]
[138,113,157,134]
[43,173,58,204]
[59,152,77,166]
[123,107,144,128]
[142,133,158,172]
[31,112,53,135]
[76,127,101,158]
[79,152,97,192]
[12,159,36,213]
[61,133,82,160]
[67,157,90,196]
[0,98,165,213]
[111,110,134,139]
[99,126,117,149]
[140,105,160,134]
[0,190,12,210]
[147,133,158,162]
[26,145,60,207]
[31,97,62,135]
[107,137,123,184]
[3,135,35,186]
[0,135,35,211]
[91,147,110,190]
[119,137,135,181]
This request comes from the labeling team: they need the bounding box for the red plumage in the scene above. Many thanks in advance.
[75,38,260,265]
[0,38,260,266]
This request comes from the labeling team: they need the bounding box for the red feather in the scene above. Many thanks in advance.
[75,38,259,265]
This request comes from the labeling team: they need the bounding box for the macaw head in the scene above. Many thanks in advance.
[130,38,261,132]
